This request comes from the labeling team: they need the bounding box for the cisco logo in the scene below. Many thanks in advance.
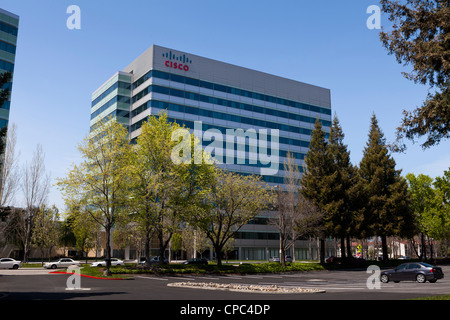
[163,51,192,72]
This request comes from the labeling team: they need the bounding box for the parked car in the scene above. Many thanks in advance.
[183,258,208,265]
[285,256,293,263]
[380,262,444,283]
[138,256,168,265]
[269,257,280,262]
[90,258,124,267]
[0,258,22,269]
[138,256,147,265]
[43,258,81,269]
[325,256,367,267]
[150,256,168,264]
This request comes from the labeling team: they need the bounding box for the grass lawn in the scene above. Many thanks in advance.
[409,295,450,300]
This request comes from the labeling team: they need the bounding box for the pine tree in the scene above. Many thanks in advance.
[300,119,332,263]
[359,114,415,261]
[380,0,450,149]
[326,115,359,259]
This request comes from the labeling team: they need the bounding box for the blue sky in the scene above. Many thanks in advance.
[2,0,449,211]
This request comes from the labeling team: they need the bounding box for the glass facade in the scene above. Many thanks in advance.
[90,72,132,131]
[0,8,19,131]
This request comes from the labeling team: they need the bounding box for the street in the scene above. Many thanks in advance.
[1,266,449,300]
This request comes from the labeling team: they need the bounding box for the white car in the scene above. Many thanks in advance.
[43,258,81,269]
[0,258,22,269]
[90,258,124,267]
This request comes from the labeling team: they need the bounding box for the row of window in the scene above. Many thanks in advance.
[0,59,14,72]
[132,99,321,142]
[130,113,314,151]
[234,232,280,240]
[90,95,130,120]
[91,81,131,108]
[0,21,18,37]
[0,40,16,55]
[133,69,331,116]
[132,84,331,128]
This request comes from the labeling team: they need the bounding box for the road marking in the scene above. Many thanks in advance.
[306,279,327,282]
[136,276,168,281]
[169,277,196,281]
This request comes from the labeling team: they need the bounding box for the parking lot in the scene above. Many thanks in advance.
[1,265,449,300]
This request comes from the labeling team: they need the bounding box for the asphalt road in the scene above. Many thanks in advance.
[1,266,449,301]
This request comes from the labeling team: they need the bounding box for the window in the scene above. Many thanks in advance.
[0,40,16,55]
[407,263,421,269]
[0,21,18,37]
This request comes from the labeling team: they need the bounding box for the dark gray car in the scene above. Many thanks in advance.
[380,262,444,283]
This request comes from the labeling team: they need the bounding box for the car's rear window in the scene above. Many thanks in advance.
[420,263,433,268]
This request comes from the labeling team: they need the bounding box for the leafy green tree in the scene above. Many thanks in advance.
[432,169,450,256]
[128,113,215,265]
[300,119,333,263]
[359,114,415,260]
[67,204,101,263]
[380,0,450,149]
[405,173,436,259]
[57,118,132,275]
[171,232,183,260]
[195,169,272,266]
[60,215,77,257]
[31,205,61,264]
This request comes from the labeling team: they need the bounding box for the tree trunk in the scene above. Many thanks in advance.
[292,239,296,262]
[280,234,286,266]
[319,238,325,264]
[381,235,388,261]
[23,215,32,263]
[346,236,352,259]
[215,244,222,267]
[421,233,427,261]
[104,224,112,276]
[144,233,151,268]
[341,237,346,259]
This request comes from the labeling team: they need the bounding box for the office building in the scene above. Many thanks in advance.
[91,45,334,260]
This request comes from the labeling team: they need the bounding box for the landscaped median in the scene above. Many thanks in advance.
[106,262,327,277]
[167,282,326,294]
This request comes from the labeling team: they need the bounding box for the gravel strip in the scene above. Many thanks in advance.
[167,282,326,294]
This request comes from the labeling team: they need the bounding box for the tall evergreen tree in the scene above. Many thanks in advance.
[300,119,332,263]
[379,0,450,149]
[326,115,359,259]
[359,114,415,260]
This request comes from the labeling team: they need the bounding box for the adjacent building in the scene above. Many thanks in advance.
[0,8,19,130]
[91,45,335,260]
